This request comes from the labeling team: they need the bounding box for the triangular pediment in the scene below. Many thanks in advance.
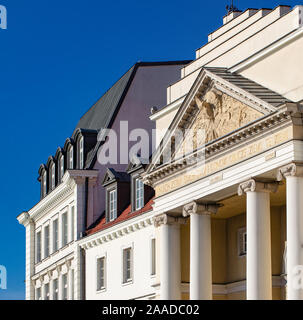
[145,67,284,175]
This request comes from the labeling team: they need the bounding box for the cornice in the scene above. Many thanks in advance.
[80,211,154,250]
[19,170,99,224]
[144,103,300,187]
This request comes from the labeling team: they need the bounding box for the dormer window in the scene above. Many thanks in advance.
[51,163,55,190]
[79,136,84,169]
[109,189,117,221]
[59,155,64,180]
[69,146,74,169]
[42,171,47,197]
[135,178,144,210]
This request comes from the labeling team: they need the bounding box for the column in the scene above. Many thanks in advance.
[154,214,186,300]
[183,201,220,300]
[277,163,303,300]
[24,214,35,300]
[238,179,278,300]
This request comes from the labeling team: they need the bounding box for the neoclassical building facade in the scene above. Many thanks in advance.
[18,5,303,300]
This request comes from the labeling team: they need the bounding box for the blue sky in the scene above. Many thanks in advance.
[0,0,299,300]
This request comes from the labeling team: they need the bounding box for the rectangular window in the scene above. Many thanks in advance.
[97,257,106,291]
[53,279,58,300]
[151,238,156,276]
[71,270,74,300]
[44,225,50,258]
[238,228,247,256]
[62,212,68,247]
[44,283,50,300]
[123,247,132,284]
[62,274,68,300]
[36,231,41,263]
[53,219,59,252]
[36,287,41,301]
[71,206,75,242]
[109,190,117,221]
[135,178,144,210]
[79,137,84,169]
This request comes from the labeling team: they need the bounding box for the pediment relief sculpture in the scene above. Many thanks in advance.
[175,89,262,157]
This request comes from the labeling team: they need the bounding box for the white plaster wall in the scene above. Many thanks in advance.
[85,224,156,300]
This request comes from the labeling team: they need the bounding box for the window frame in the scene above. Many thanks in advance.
[36,230,42,263]
[108,189,117,222]
[51,162,55,190]
[52,278,59,300]
[135,178,144,210]
[96,255,106,292]
[62,273,68,300]
[44,283,50,300]
[44,225,50,258]
[122,246,133,285]
[59,155,64,181]
[61,212,68,247]
[35,287,42,301]
[69,146,74,169]
[150,237,156,277]
[79,136,84,169]
[42,171,47,197]
[53,218,59,253]
[238,227,247,257]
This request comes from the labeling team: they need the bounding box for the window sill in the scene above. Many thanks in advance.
[122,280,133,287]
[96,288,107,294]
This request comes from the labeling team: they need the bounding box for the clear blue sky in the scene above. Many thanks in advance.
[0,0,299,300]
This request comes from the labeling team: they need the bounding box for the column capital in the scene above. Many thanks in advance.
[238,179,279,196]
[277,162,303,181]
[182,201,221,218]
[153,213,187,228]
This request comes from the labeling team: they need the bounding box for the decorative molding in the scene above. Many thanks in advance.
[182,201,222,217]
[238,178,279,196]
[153,213,187,228]
[277,162,303,181]
[80,213,154,249]
[144,103,298,188]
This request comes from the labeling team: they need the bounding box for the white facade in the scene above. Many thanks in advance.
[18,5,303,300]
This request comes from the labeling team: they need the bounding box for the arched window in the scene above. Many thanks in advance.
[79,136,84,169]
[42,171,47,197]
[69,146,74,169]
[51,163,55,190]
[59,155,64,180]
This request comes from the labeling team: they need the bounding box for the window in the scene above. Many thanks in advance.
[151,238,156,276]
[70,206,75,242]
[71,270,74,300]
[238,228,247,256]
[44,283,50,300]
[123,247,132,284]
[36,287,41,301]
[51,163,55,190]
[79,136,84,169]
[53,219,59,252]
[109,190,117,221]
[62,212,68,247]
[62,274,68,300]
[53,279,58,300]
[44,225,50,258]
[36,231,41,263]
[59,155,64,180]
[135,178,144,210]
[69,146,74,169]
[97,257,106,291]
[42,171,47,196]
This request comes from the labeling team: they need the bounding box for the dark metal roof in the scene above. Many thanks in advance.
[205,67,290,107]
[76,65,136,131]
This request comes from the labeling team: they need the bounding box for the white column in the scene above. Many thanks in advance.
[278,163,303,300]
[154,214,186,300]
[23,214,35,300]
[238,179,278,300]
[183,202,220,300]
